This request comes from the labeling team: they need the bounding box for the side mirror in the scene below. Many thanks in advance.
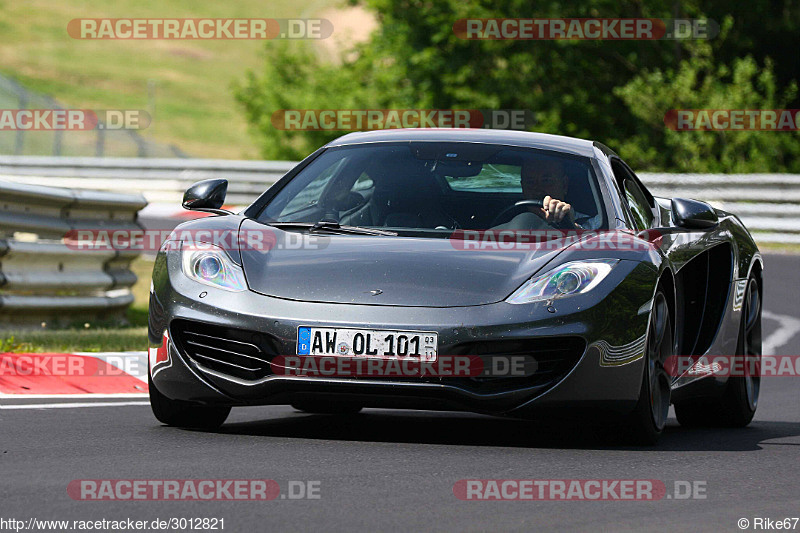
[671,197,718,229]
[182,179,231,214]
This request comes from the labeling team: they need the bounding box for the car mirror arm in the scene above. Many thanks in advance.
[648,225,718,233]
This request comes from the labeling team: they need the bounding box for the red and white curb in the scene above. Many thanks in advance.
[0,351,148,399]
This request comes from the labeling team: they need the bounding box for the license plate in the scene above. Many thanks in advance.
[297,326,438,361]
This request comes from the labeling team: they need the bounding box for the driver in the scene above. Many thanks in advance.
[497,159,583,230]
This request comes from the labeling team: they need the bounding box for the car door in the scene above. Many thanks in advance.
[611,156,737,359]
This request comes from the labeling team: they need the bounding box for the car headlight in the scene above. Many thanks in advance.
[506,259,619,304]
[180,242,247,292]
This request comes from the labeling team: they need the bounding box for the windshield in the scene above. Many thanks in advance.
[258,142,607,235]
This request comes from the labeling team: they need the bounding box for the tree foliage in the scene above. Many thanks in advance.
[235,0,800,171]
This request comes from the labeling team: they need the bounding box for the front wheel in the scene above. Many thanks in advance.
[149,374,230,429]
[625,290,673,445]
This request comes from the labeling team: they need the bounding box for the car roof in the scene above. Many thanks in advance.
[326,129,598,158]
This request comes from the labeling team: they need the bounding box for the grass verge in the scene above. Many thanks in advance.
[0,0,341,158]
[756,242,800,255]
[0,329,148,354]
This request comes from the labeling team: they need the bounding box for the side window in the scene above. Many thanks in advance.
[624,178,654,230]
[611,160,654,230]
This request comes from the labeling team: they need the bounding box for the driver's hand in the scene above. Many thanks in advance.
[542,196,575,224]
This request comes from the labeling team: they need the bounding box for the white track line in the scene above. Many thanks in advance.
[0,393,147,399]
[762,311,800,355]
[0,401,149,410]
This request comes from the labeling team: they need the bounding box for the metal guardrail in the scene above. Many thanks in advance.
[0,180,147,325]
[0,156,796,244]
[640,173,800,244]
[0,156,295,205]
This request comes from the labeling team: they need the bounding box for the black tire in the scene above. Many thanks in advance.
[291,401,363,414]
[149,374,230,429]
[674,274,761,427]
[625,290,673,445]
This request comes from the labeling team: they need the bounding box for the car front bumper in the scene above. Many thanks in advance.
[148,247,657,419]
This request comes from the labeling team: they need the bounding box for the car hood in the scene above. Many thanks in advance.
[238,219,567,307]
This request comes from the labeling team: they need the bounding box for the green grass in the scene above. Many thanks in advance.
[755,242,800,255]
[1,328,148,353]
[0,0,341,158]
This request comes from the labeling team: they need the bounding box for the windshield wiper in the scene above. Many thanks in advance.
[269,221,398,236]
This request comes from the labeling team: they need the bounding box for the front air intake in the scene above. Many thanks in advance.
[170,319,282,380]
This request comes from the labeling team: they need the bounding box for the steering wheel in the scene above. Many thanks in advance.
[489,199,574,229]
